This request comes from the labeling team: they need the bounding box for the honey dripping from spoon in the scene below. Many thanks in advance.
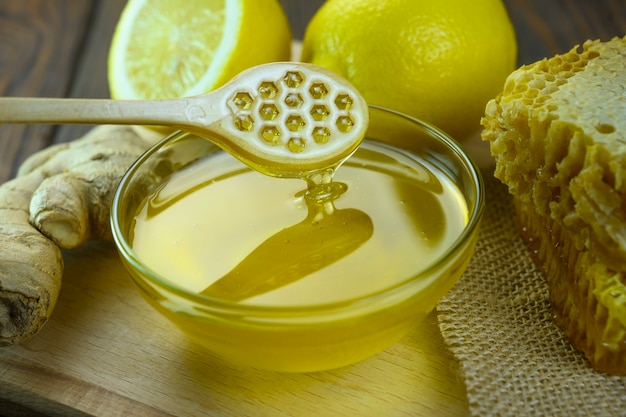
[200,167,374,302]
[195,64,373,301]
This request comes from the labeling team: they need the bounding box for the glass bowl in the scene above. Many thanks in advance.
[111,105,484,373]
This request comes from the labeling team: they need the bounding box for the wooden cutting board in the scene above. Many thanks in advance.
[0,241,468,417]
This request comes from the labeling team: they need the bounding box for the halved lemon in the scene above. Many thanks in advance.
[108,0,292,99]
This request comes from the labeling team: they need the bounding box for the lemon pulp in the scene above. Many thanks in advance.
[131,140,468,306]
[108,0,291,100]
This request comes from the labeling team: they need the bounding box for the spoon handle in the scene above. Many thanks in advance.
[0,62,369,178]
[0,96,222,130]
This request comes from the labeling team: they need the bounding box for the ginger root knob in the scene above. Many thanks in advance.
[0,125,159,345]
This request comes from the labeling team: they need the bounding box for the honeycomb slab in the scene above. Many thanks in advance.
[481,36,626,374]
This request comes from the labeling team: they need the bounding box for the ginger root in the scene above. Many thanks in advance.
[0,125,159,346]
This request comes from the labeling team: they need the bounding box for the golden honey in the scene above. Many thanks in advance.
[131,140,468,306]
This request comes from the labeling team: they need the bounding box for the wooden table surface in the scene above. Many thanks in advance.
[0,1,625,416]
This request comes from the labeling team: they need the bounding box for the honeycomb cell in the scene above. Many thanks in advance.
[260,125,281,144]
[258,81,278,99]
[234,114,254,132]
[284,93,304,108]
[334,94,353,110]
[310,104,330,121]
[596,123,616,134]
[312,126,331,144]
[232,92,253,110]
[259,103,280,120]
[286,115,306,132]
[287,137,306,153]
[283,71,304,88]
[336,115,354,133]
[309,82,329,99]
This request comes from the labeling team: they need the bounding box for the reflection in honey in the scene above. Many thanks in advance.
[131,140,468,306]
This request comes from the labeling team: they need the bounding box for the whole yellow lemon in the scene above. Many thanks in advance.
[301,0,517,141]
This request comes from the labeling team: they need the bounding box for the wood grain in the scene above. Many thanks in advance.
[53,0,128,145]
[0,0,94,180]
[503,0,626,65]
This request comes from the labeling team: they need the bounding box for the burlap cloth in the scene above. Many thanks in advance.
[437,172,626,417]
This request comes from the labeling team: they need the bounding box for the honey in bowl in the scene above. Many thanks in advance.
[111,106,483,372]
[132,140,467,305]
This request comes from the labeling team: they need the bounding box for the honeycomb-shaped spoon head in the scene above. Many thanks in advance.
[214,62,369,178]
